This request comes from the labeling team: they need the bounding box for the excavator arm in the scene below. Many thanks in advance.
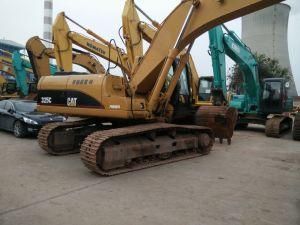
[122,0,158,67]
[208,26,227,104]
[26,37,57,78]
[26,36,105,80]
[52,12,131,75]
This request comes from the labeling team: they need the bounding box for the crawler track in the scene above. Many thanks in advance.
[80,123,213,176]
[293,113,300,141]
[38,119,99,155]
[265,116,292,138]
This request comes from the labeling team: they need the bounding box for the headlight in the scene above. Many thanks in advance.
[23,117,38,125]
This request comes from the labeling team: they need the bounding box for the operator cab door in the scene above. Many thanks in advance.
[171,65,194,122]
[261,80,284,115]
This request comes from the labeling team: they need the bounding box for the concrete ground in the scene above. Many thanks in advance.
[0,125,299,225]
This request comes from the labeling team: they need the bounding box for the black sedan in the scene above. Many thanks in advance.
[0,99,65,137]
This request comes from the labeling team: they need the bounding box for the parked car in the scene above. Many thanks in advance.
[0,99,65,137]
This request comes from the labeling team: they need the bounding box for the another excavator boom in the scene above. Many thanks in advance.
[122,0,143,67]
[26,36,105,80]
[122,0,158,68]
[53,12,130,75]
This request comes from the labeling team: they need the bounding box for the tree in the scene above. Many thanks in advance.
[228,53,292,93]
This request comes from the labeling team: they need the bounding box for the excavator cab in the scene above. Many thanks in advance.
[260,78,289,115]
[198,76,226,106]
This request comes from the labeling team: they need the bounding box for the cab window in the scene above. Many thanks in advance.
[179,67,189,96]
[263,82,281,101]
[178,66,191,104]
[163,66,175,92]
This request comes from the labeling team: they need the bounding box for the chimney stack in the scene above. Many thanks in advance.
[43,0,53,47]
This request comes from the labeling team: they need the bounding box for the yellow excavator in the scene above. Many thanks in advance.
[29,0,236,145]
[28,0,282,176]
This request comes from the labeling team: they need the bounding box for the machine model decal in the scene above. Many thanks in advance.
[38,90,104,108]
[109,105,121,110]
[41,97,52,104]
[86,42,106,55]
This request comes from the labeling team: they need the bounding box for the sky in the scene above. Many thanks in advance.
[0,0,299,93]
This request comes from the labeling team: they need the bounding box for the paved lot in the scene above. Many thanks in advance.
[0,125,299,225]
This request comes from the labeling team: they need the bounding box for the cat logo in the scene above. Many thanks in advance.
[67,97,78,107]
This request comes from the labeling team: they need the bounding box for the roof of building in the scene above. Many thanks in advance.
[0,39,24,49]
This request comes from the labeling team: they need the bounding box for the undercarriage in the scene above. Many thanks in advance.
[265,116,293,138]
[38,120,213,176]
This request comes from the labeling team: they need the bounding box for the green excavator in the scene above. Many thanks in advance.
[207,24,293,138]
[12,50,57,98]
[0,49,57,99]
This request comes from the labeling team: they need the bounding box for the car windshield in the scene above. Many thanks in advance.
[14,102,37,113]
